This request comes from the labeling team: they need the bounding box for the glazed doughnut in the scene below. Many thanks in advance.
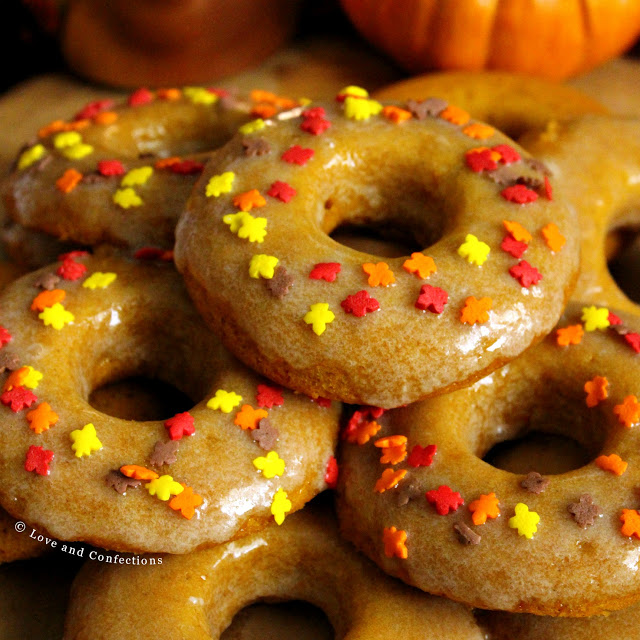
[63,505,485,640]
[481,601,640,640]
[175,90,579,408]
[2,87,299,254]
[372,71,609,138]
[520,115,640,314]
[337,302,640,616]
[0,509,45,564]
[0,251,339,554]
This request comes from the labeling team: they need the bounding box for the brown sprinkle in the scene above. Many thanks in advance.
[454,522,481,545]
[33,272,61,290]
[568,493,602,528]
[0,352,20,373]
[265,266,294,299]
[149,440,180,467]
[521,471,549,494]
[406,98,447,120]
[242,137,272,157]
[253,418,279,451]
[105,470,141,494]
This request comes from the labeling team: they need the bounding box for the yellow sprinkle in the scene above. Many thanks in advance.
[121,166,153,187]
[61,143,94,160]
[253,451,285,479]
[249,254,279,279]
[343,96,382,121]
[205,172,235,197]
[113,188,143,209]
[82,272,117,289]
[38,303,74,330]
[53,131,82,149]
[183,86,218,105]
[70,423,103,458]
[207,389,243,413]
[270,487,291,525]
[21,366,43,390]
[17,144,46,170]
[239,119,266,135]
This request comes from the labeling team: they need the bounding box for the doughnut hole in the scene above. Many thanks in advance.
[89,377,193,422]
[607,226,640,304]
[74,304,218,423]
[472,374,610,476]
[322,177,449,260]
[221,601,334,640]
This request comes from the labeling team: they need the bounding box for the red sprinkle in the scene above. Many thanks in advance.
[625,333,640,353]
[267,180,296,203]
[312,396,332,408]
[128,88,154,107]
[0,326,12,347]
[325,456,339,489]
[407,444,436,467]
[465,149,497,173]
[58,250,89,261]
[501,184,539,204]
[25,445,54,475]
[415,284,448,314]
[74,99,115,121]
[164,412,195,440]
[1,386,37,412]
[309,262,341,282]
[97,159,126,177]
[425,485,464,515]
[608,312,623,326]
[166,160,205,175]
[57,259,88,281]
[492,144,521,164]
[301,117,331,136]
[341,290,380,317]
[509,260,542,288]
[544,175,553,200]
[501,235,528,259]
[256,384,284,408]
[281,145,314,166]
[302,107,326,119]
[134,247,173,261]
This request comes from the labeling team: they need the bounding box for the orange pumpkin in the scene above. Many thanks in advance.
[339,0,640,80]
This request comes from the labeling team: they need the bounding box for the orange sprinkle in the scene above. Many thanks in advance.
[542,223,566,252]
[503,220,532,243]
[68,119,90,131]
[169,484,203,519]
[614,395,640,428]
[26,402,59,434]
[584,376,609,408]
[345,419,381,445]
[463,122,495,140]
[556,324,584,346]
[31,288,66,312]
[379,445,407,465]
[3,366,28,392]
[374,435,407,448]
[120,464,159,480]
[403,252,436,279]
[38,119,67,139]
[55,168,83,194]
[382,526,408,559]
[595,454,627,476]
[468,492,500,525]
[157,88,182,101]
[468,146,501,162]
[439,104,470,126]
[375,468,407,493]
[621,509,640,539]
[93,111,118,125]
[234,404,268,431]
[155,156,181,170]
[250,89,278,104]
[232,189,266,212]
[382,105,412,123]
[274,96,298,110]
[460,296,492,325]
[362,262,395,287]
[251,104,277,119]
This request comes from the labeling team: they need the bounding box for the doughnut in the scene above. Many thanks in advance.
[0,509,45,564]
[0,251,339,554]
[2,87,300,255]
[174,90,579,408]
[337,302,640,616]
[519,115,640,315]
[480,601,640,640]
[63,504,486,640]
[372,71,609,138]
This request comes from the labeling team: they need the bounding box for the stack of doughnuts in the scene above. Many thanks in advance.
[1,75,640,639]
